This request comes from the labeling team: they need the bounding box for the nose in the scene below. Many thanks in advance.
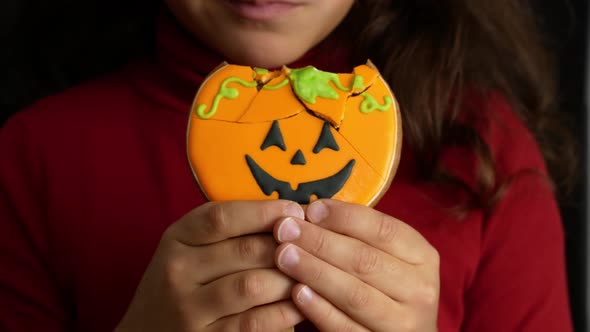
[290,149,307,165]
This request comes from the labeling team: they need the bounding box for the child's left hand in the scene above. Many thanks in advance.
[273,199,439,332]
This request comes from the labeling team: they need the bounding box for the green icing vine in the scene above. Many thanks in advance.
[254,68,269,75]
[352,75,365,90]
[360,93,393,114]
[196,77,257,119]
[262,78,289,91]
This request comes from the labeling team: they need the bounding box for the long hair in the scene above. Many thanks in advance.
[340,0,577,212]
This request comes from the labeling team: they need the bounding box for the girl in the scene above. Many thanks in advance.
[0,0,575,331]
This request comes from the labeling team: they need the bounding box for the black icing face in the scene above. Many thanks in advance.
[245,120,356,204]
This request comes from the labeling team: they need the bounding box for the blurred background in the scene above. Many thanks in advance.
[0,0,588,330]
[538,1,588,331]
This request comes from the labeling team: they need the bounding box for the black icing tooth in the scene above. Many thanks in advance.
[313,122,340,153]
[290,150,307,165]
[261,120,286,151]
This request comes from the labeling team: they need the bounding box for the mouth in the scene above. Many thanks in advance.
[223,0,303,21]
[245,154,355,204]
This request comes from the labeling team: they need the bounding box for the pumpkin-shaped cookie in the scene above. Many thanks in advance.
[187,62,402,206]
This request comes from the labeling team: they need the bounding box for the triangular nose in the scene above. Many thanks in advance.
[290,150,307,165]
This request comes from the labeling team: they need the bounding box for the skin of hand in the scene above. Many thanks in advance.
[115,200,306,332]
[273,199,440,332]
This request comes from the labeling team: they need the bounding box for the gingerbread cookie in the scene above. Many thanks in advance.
[187,61,402,206]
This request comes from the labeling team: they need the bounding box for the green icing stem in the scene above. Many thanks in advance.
[289,66,353,104]
[360,93,393,114]
[196,77,257,119]
[262,78,289,91]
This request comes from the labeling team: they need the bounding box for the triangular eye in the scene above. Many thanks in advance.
[313,122,339,153]
[261,120,286,151]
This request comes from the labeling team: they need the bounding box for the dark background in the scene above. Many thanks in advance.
[539,1,588,331]
[1,0,588,331]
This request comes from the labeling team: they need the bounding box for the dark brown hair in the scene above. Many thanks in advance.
[342,0,577,212]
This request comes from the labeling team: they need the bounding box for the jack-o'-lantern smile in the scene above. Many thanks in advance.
[245,156,355,204]
[244,120,356,204]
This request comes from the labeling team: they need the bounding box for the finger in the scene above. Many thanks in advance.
[167,200,304,245]
[192,234,278,284]
[274,217,420,302]
[196,269,295,323]
[292,284,369,332]
[208,300,304,332]
[306,199,435,264]
[276,244,399,331]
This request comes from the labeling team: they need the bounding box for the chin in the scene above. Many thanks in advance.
[232,56,297,70]
[222,39,312,69]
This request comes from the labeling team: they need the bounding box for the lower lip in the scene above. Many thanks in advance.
[224,0,300,21]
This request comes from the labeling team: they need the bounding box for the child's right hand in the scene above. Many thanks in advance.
[114,200,306,332]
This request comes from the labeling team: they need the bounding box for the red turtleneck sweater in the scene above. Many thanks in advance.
[0,12,572,332]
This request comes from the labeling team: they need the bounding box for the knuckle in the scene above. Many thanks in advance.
[339,321,356,332]
[206,203,230,236]
[161,256,193,301]
[417,245,440,267]
[385,259,401,276]
[400,314,419,332]
[429,246,441,266]
[308,264,325,284]
[310,231,329,256]
[161,225,177,242]
[236,236,263,261]
[415,280,439,307]
[239,312,263,332]
[346,284,370,310]
[352,246,381,275]
[236,272,264,298]
[321,305,338,325]
[178,315,201,332]
[276,303,290,325]
[321,306,356,332]
[340,207,355,230]
[376,214,398,244]
[255,202,271,224]
[164,255,188,285]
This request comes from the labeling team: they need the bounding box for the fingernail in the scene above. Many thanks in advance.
[278,245,299,268]
[284,202,305,219]
[307,201,329,224]
[296,286,313,305]
[277,218,301,242]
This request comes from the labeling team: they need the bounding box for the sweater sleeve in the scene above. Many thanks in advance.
[461,95,573,331]
[0,114,70,331]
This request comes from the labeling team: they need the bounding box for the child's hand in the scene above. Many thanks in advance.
[273,199,440,332]
[115,200,305,332]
